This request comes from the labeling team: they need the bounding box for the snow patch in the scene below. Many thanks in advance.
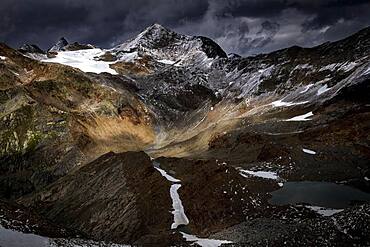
[154,162,232,245]
[306,206,344,217]
[153,163,188,229]
[181,232,232,247]
[317,84,331,95]
[157,59,176,65]
[302,148,316,155]
[300,84,314,94]
[0,56,6,60]
[118,51,139,62]
[316,78,331,85]
[238,65,275,97]
[154,166,180,183]
[364,66,370,75]
[271,99,309,107]
[285,111,313,121]
[339,62,358,72]
[170,184,190,229]
[42,49,118,75]
[239,169,279,180]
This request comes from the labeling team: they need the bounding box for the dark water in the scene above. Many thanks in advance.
[269,181,370,209]
[0,227,49,247]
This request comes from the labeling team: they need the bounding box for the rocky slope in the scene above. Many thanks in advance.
[20,152,178,245]
[0,24,369,246]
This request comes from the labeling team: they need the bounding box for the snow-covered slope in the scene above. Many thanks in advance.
[42,48,118,74]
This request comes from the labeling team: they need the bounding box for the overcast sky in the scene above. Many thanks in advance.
[1,0,370,56]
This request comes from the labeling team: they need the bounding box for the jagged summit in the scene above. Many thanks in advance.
[49,37,69,52]
[143,23,172,36]
[58,37,68,43]
[113,23,227,62]
[114,23,183,52]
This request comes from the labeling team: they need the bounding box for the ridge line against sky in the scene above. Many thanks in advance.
[1,0,369,56]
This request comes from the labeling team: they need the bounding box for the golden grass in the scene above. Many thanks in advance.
[78,115,155,161]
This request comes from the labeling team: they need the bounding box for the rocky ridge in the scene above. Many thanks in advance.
[0,24,369,246]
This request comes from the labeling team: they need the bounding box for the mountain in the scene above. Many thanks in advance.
[113,23,227,59]
[48,37,94,53]
[0,24,370,246]
[18,44,45,54]
[49,37,69,52]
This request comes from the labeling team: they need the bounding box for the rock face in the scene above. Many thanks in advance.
[113,23,227,59]
[0,24,370,245]
[0,42,155,200]
[49,37,69,52]
[209,204,370,246]
[18,44,45,54]
[48,38,94,53]
[21,152,174,245]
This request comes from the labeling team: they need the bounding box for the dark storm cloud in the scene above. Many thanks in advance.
[0,0,369,56]
[0,0,209,49]
[214,0,293,18]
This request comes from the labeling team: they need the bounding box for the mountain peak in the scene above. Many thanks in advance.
[58,37,68,43]
[113,23,227,60]
[140,23,173,36]
[113,23,179,52]
[138,23,176,45]
[49,37,69,52]
[145,23,168,32]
